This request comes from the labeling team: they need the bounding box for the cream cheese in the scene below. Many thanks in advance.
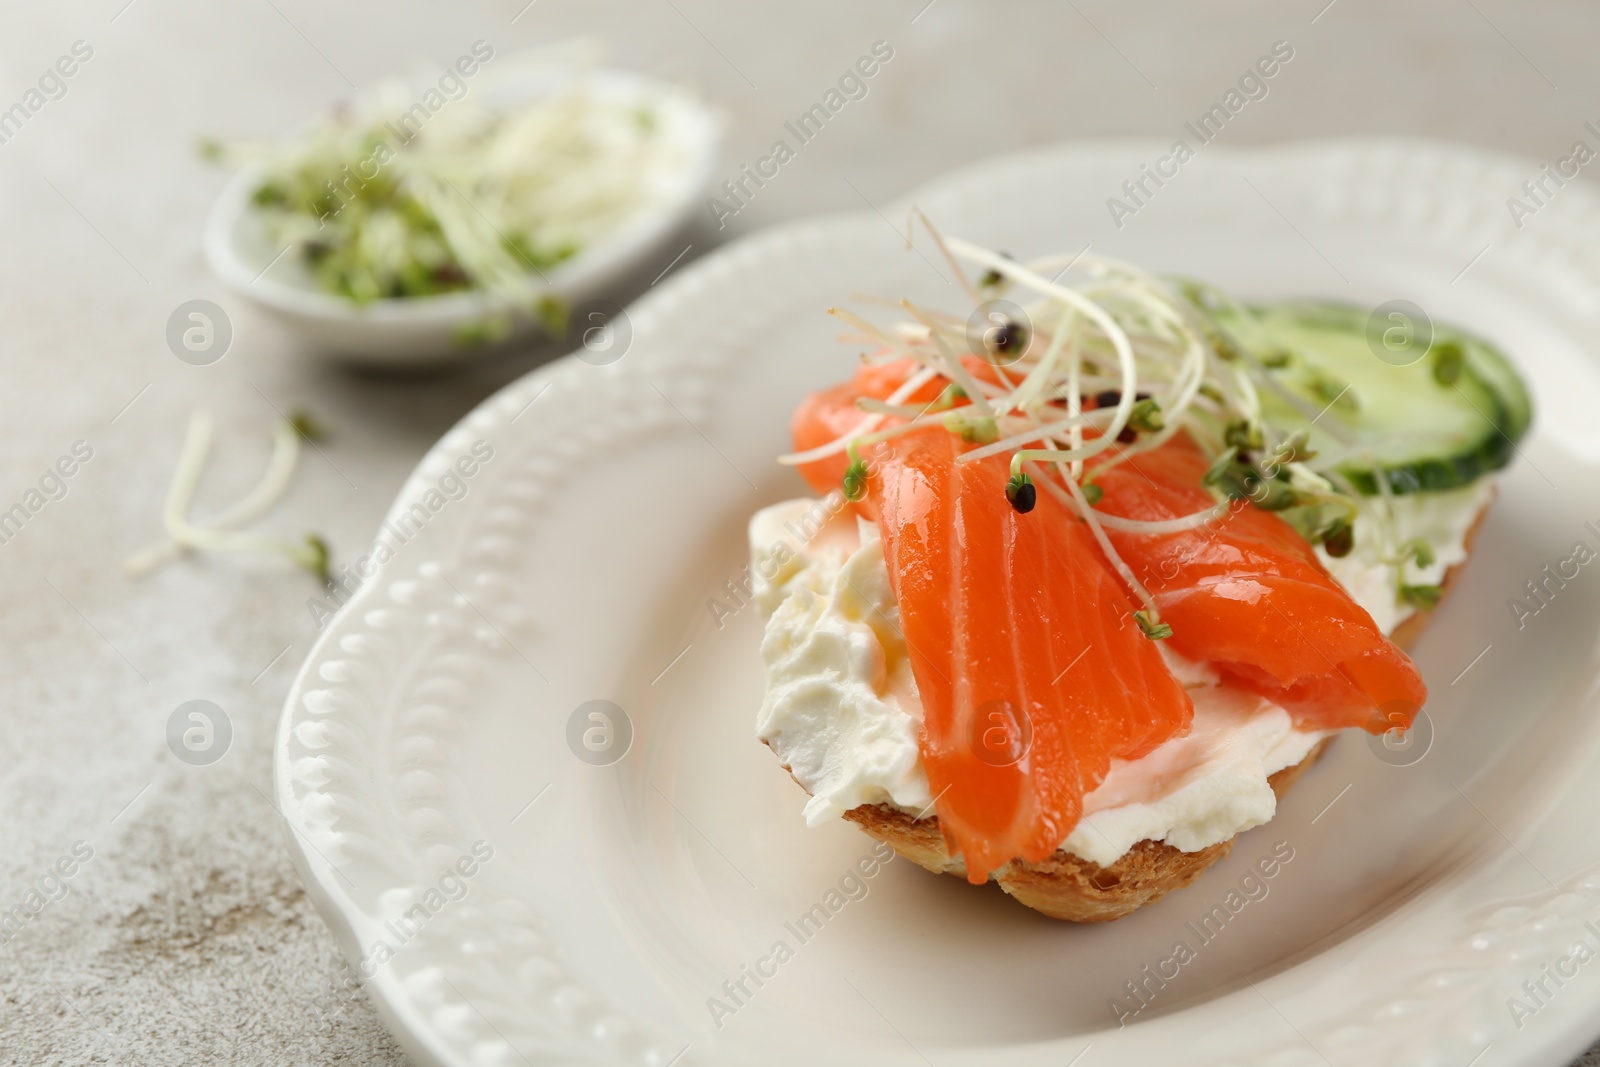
[750,484,1486,866]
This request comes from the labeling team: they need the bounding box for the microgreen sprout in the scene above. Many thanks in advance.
[944,410,999,444]
[1268,429,1314,467]
[977,314,1029,365]
[1399,583,1442,610]
[842,443,870,502]
[289,410,327,442]
[776,220,1400,616]
[977,251,1015,292]
[1400,537,1436,569]
[1203,447,1240,487]
[125,411,334,582]
[301,533,333,585]
[1224,419,1263,451]
[1315,515,1355,558]
[213,65,679,311]
[1006,471,1036,513]
[1128,398,1164,433]
[1134,609,1173,640]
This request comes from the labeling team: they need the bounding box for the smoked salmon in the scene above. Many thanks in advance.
[1092,433,1428,732]
[793,368,1194,882]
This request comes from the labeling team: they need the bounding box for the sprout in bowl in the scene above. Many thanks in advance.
[204,47,719,363]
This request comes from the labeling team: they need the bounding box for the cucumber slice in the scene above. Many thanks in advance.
[1209,301,1532,495]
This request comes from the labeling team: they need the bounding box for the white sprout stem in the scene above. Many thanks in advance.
[830,307,924,364]
[943,237,1139,452]
[856,398,934,419]
[1034,461,1160,620]
[959,410,1113,464]
[900,299,996,418]
[205,420,302,528]
[910,209,984,307]
[1089,500,1233,535]
[123,411,216,577]
[776,364,940,466]
[124,414,312,578]
[1066,336,1085,481]
[1086,326,1208,479]
[1002,307,1074,415]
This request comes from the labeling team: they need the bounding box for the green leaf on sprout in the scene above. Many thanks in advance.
[1253,478,1302,512]
[1128,398,1164,433]
[1400,583,1442,610]
[1261,347,1293,369]
[943,410,998,444]
[1203,446,1241,487]
[1081,482,1103,506]
[978,251,1014,291]
[288,411,327,442]
[1134,609,1173,640]
[303,534,332,586]
[1403,537,1436,569]
[842,458,869,502]
[1224,419,1263,451]
[1271,430,1315,466]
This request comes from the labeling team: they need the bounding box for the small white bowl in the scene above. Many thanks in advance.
[204,67,720,365]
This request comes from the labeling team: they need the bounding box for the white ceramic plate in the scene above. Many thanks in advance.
[276,140,1600,1067]
[207,65,719,363]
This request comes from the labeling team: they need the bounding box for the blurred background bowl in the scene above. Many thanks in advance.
[203,65,720,365]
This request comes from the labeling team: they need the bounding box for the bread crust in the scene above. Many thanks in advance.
[830,495,1493,922]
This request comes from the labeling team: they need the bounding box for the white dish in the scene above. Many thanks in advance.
[276,139,1600,1066]
[205,66,719,364]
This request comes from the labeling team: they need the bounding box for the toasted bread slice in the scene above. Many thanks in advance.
[828,497,1490,922]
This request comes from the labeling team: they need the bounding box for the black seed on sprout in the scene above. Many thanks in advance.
[1117,427,1138,444]
[1321,518,1354,558]
[1006,471,1036,513]
[978,251,1015,290]
[1091,390,1151,410]
[983,317,1029,361]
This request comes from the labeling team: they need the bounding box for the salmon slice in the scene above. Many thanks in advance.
[789,359,945,502]
[1092,433,1428,732]
[791,376,1194,882]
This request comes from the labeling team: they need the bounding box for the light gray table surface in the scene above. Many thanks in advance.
[2,1,1597,1063]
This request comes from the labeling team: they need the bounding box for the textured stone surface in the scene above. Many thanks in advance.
[1,1,1597,1063]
